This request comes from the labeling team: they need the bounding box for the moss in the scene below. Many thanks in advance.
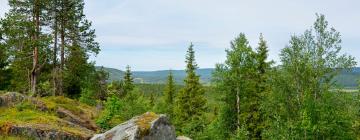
[135,112,159,137]
[42,96,98,118]
[0,135,35,140]
[0,107,92,137]
[0,95,100,138]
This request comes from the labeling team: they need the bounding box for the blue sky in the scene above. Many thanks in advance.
[1,0,359,71]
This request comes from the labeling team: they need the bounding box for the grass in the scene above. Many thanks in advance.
[42,96,98,119]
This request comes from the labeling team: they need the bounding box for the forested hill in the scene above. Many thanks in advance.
[97,66,360,88]
[96,67,213,85]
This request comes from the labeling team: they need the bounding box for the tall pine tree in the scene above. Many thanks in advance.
[164,70,175,106]
[174,43,207,137]
[156,70,176,116]
[123,65,134,96]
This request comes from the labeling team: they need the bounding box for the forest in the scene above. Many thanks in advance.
[0,0,359,140]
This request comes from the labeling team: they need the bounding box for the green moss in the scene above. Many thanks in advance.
[135,112,159,137]
[0,135,35,140]
[42,96,97,118]
[0,95,100,138]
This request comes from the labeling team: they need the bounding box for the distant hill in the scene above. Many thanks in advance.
[96,66,360,88]
[96,67,213,85]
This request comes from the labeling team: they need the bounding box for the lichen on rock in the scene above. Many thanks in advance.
[91,112,176,140]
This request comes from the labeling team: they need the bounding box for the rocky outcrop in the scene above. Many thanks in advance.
[0,92,48,111]
[91,112,176,140]
[56,107,98,131]
[1,123,93,140]
[0,92,98,140]
[0,92,27,107]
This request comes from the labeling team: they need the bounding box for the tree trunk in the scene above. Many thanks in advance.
[60,0,66,69]
[52,0,62,96]
[31,0,40,95]
[236,86,240,129]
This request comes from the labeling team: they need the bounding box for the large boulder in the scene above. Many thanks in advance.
[91,112,176,140]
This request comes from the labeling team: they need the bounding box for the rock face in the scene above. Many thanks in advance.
[91,112,176,140]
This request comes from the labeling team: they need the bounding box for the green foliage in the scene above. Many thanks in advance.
[263,14,357,139]
[107,80,124,97]
[15,101,36,112]
[154,71,176,117]
[212,33,267,139]
[123,65,135,95]
[96,88,151,129]
[79,88,97,106]
[174,43,207,137]
[96,95,121,129]
[164,71,176,105]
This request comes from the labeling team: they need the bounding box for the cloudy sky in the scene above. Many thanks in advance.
[1,0,359,71]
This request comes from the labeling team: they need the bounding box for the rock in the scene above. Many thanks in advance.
[2,123,93,140]
[0,92,26,107]
[56,107,98,131]
[0,92,48,111]
[177,136,192,140]
[91,112,176,140]
[0,92,99,139]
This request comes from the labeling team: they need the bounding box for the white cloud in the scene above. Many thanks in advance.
[1,0,359,70]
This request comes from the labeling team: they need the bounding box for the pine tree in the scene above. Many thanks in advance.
[174,43,207,136]
[58,0,99,97]
[155,70,176,116]
[123,65,134,96]
[1,0,52,94]
[0,37,11,90]
[164,71,175,105]
[249,34,272,139]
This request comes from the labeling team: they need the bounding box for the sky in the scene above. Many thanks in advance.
[0,0,359,71]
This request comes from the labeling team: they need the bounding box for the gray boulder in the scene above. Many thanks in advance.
[91,112,176,140]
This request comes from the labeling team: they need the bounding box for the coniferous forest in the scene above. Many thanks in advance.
[0,0,360,140]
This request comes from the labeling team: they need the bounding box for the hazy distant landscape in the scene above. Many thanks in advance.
[98,66,360,88]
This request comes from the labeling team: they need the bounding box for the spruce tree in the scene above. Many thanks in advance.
[251,34,272,139]
[174,43,207,136]
[164,71,175,105]
[123,65,134,96]
[156,70,176,116]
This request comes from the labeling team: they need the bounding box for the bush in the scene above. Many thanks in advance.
[79,88,97,106]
